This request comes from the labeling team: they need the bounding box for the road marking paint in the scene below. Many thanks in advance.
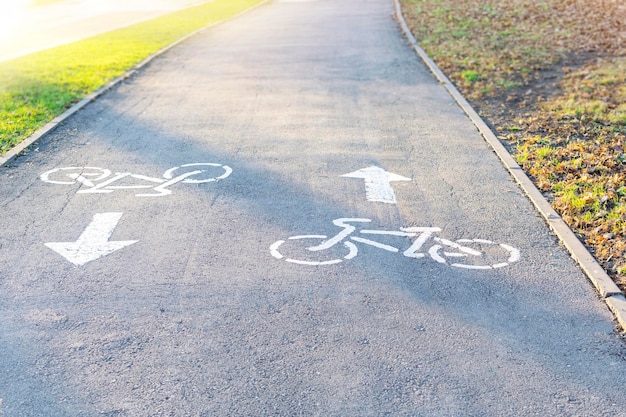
[45,212,138,266]
[501,244,521,262]
[342,166,411,204]
[271,218,520,269]
[40,167,111,185]
[40,163,232,197]
[451,263,492,270]
[351,236,399,252]
[269,240,285,259]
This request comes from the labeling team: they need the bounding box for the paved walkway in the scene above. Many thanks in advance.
[0,0,625,415]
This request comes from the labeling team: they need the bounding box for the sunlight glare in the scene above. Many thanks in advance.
[0,0,30,40]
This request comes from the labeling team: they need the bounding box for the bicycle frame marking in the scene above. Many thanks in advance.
[270,218,521,269]
[40,163,232,197]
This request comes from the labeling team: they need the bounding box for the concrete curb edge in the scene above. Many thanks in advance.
[0,0,270,167]
[393,0,626,331]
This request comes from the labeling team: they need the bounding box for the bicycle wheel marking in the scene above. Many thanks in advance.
[40,163,232,197]
[163,163,232,184]
[269,240,287,260]
[270,237,357,265]
[434,238,522,270]
[501,244,521,263]
[40,167,111,185]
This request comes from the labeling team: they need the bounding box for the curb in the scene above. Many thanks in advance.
[393,0,626,331]
[0,0,270,168]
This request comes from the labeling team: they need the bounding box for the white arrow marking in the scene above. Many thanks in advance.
[45,212,138,266]
[342,166,411,204]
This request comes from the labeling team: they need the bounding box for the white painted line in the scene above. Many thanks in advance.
[45,212,138,266]
[501,244,521,263]
[451,263,492,270]
[361,230,414,237]
[436,238,483,256]
[286,258,342,266]
[162,163,233,183]
[342,166,411,204]
[269,240,285,260]
[270,236,358,266]
[344,241,358,260]
[428,245,446,263]
[350,236,399,253]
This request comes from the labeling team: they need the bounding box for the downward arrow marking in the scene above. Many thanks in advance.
[46,212,138,266]
[342,166,411,204]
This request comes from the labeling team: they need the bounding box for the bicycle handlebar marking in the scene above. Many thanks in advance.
[40,163,232,197]
[270,218,520,270]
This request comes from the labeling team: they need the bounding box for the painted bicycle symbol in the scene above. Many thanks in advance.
[40,163,232,197]
[270,218,520,269]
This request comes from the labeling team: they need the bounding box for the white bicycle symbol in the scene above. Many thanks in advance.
[270,218,520,269]
[40,163,232,197]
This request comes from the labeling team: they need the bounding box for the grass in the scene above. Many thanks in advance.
[400,0,626,289]
[0,0,264,155]
[515,58,626,282]
[401,0,556,97]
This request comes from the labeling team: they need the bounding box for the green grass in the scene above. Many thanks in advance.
[400,0,556,98]
[461,70,481,83]
[0,0,264,155]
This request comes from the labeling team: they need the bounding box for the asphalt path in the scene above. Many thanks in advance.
[1,0,626,415]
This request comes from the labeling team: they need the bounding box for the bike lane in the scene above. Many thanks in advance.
[1,0,625,415]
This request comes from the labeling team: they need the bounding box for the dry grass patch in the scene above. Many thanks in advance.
[400,0,626,287]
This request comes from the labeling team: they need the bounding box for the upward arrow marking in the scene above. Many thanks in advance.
[46,212,138,266]
[342,166,411,204]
